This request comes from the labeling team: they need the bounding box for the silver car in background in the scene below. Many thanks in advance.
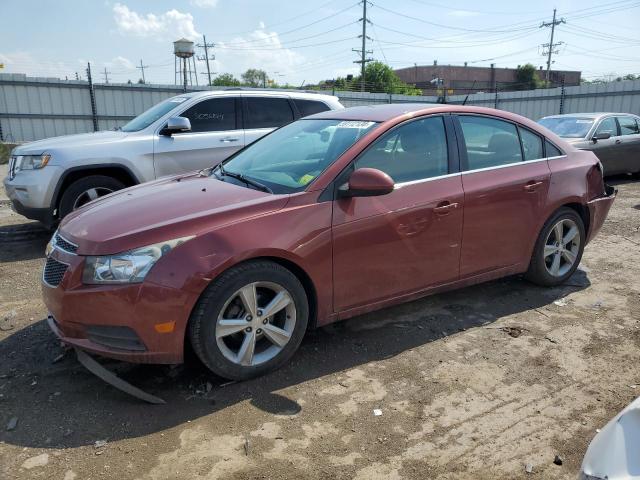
[3,90,343,228]
[539,113,640,176]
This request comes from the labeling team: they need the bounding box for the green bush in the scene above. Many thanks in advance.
[0,143,12,165]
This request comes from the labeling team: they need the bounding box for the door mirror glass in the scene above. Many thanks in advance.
[592,131,611,141]
[162,116,191,136]
[341,168,394,197]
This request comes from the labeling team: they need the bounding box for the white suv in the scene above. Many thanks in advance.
[3,90,343,227]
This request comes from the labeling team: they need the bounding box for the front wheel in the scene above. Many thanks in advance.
[525,208,586,287]
[189,261,309,380]
[58,175,125,218]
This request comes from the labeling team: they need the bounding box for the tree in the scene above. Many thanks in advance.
[137,78,145,84]
[241,69,268,87]
[212,73,241,87]
[353,61,422,95]
[515,64,541,90]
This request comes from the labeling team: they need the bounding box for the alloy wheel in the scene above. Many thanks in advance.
[215,281,296,367]
[543,218,581,277]
[72,187,114,209]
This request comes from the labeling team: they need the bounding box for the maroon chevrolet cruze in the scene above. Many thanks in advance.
[42,104,616,380]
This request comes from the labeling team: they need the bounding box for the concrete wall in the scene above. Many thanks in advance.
[2,73,639,143]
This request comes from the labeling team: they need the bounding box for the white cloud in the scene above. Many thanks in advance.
[190,0,218,7]
[214,26,305,81]
[106,55,135,71]
[112,3,200,40]
[0,51,81,79]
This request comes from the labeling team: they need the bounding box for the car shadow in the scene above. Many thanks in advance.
[0,268,590,449]
[0,221,50,262]
[605,173,639,186]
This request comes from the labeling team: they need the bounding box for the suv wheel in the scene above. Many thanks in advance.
[189,261,309,380]
[58,175,125,218]
[525,207,585,287]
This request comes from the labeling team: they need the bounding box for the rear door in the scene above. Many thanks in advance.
[242,96,296,147]
[454,114,551,277]
[614,115,640,174]
[153,96,244,178]
[332,115,464,313]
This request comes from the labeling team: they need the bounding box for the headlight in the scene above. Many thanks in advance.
[17,154,51,171]
[82,236,193,284]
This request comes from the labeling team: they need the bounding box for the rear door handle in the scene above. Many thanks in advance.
[433,202,458,215]
[220,137,239,143]
[523,181,543,192]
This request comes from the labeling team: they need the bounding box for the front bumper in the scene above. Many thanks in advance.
[586,184,617,243]
[42,247,199,364]
[4,166,62,225]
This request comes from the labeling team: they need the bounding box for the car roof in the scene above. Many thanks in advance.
[306,103,444,122]
[177,89,339,101]
[541,112,638,120]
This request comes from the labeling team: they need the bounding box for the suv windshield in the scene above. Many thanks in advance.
[538,116,595,138]
[218,119,378,194]
[121,97,187,132]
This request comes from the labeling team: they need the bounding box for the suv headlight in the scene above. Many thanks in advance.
[17,154,51,171]
[82,236,193,284]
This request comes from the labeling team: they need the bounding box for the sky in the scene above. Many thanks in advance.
[1,0,639,86]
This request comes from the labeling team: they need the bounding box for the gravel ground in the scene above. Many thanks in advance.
[0,176,639,480]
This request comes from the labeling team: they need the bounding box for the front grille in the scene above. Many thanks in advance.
[54,233,78,254]
[43,257,68,287]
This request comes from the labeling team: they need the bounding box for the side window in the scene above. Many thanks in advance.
[518,127,544,161]
[459,116,522,170]
[355,117,448,183]
[181,97,236,133]
[545,140,563,157]
[618,116,640,136]
[595,117,617,136]
[294,99,330,117]
[245,97,294,129]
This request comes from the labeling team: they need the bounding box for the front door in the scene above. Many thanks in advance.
[332,115,464,312]
[153,96,244,178]
[613,115,640,174]
[454,114,551,277]
[588,116,619,174]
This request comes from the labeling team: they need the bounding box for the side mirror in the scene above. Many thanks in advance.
[339,168,394,198]
[592,131,611,142]
[161,116,191,136]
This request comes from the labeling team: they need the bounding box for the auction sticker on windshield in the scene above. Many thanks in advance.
[336,121,376,129]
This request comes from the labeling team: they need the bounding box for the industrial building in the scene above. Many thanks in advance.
[394,63,581,95]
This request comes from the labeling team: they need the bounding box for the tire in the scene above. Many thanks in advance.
[189,260,309,380]
[58,175,125,219]
[525,207,586,287]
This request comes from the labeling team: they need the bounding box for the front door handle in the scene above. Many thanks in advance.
[220,137,239,143]
[615,139,622,144]
[433,202,458,215]
[523,180,543,192]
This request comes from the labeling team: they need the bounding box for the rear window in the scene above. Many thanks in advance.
[245,97,294,129]
[294,99,330,117]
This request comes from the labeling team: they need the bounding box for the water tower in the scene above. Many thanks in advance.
[174,38,198,92]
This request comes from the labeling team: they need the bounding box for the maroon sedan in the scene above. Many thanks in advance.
[42,104,616,380]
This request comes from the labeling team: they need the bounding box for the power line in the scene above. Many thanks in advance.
[136,59,148,84]
[196,34,215,85]
[353,0,373,91]
[540,9,566,84]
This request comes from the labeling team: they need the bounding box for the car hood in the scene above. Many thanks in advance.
[12,131,130,156]
[59,173,289,255]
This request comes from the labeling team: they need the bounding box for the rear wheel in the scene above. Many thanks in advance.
[58,175,125,218]
[189,261,309,380]
[525,208,585,287]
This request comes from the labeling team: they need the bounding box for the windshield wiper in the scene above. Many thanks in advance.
[213,164,273,193]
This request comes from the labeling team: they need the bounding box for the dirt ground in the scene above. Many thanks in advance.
[0,176,639,480]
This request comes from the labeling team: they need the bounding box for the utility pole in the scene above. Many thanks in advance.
[540,9,565,86]
[136,59,148,84]
[102,67,111,84]
[196,35,215,86]
[353,0,373,92]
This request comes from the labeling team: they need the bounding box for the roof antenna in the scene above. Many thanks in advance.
[462,80,477,106]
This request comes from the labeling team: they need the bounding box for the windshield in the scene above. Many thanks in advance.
[538,116,595,138]
[121,96,188,132]
[219,119,379,194]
